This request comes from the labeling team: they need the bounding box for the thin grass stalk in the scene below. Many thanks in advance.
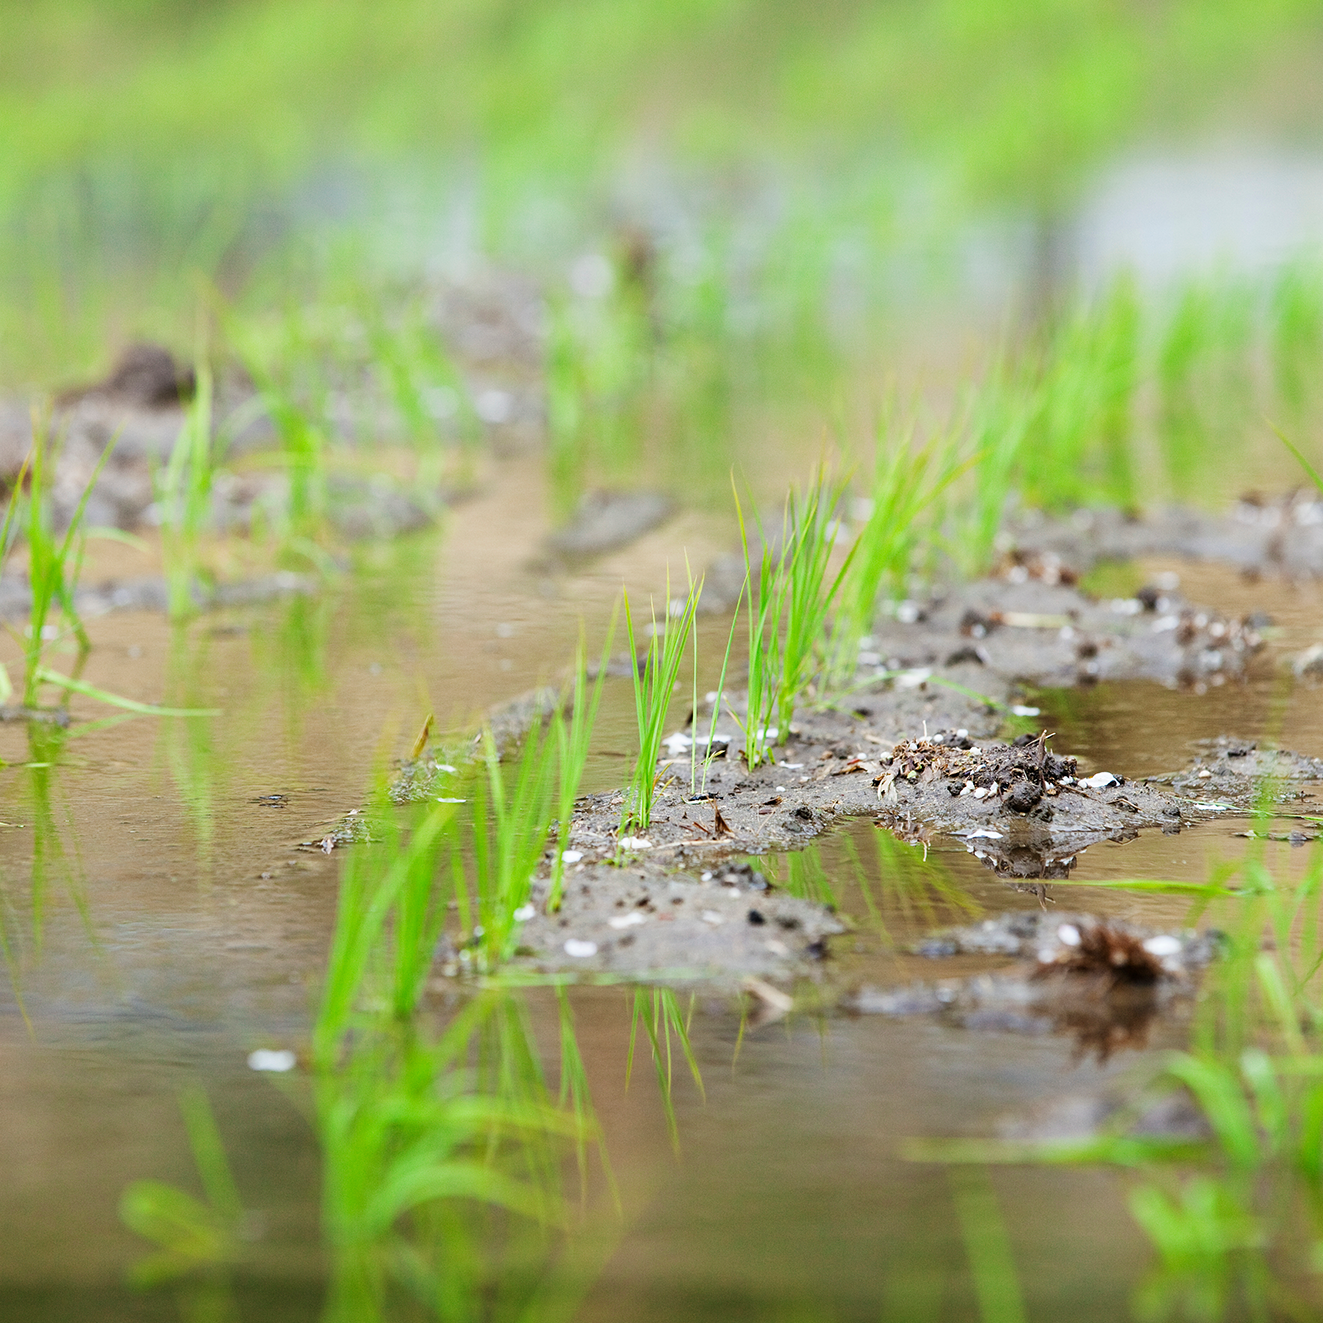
[731,486,780,769]
[159,362,215,620]
[549,612,616,911]
[699,582,743,795]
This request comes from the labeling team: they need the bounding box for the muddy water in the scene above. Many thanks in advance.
[1,487,1320,1319]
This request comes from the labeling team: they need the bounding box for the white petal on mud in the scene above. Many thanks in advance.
[560,849,584,864]
[700,910,725,925]
[608,912,647,929]
[618,836,652,850]
[1192,802,1234,812]
[564,939,598,958]
[1057,923,1081,947]
[764,938,789,956]
[435,764,458,773]
[1010,705,1040,717]
[895,668,931,689]
[1143,935,1182,957]
[248,1049,297,1073]
[962,828,1003,839]
[662,731,693,756]
[513,904,536,922]
[1080,772,1119,789]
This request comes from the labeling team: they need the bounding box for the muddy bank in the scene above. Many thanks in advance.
[1002,493,1323,583]
[469,860,844,983]
[863,574,1265,692]
[386,561,1296,984]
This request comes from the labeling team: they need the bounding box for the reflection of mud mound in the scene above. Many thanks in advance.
[540,489,675,564]
[850,971,1165,1063]
[960,837,1079,880]
[850,912,1216,1060]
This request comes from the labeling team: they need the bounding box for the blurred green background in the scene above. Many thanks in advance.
[6,0,1323,384]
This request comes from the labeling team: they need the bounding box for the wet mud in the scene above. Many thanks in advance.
[365,534,1323,994]
[1003,493,1323,583]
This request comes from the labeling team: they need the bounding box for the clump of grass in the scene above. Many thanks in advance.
[733,469,854,768]
[3,414,108,706]
[833,419,971,671]
[622,573,702,834]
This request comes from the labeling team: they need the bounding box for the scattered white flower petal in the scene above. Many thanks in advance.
[608,912,647,929]
[436,764,458,773]
[764,938,789,956]
[1080,772,1119,789]
[560,849,584,864]
[963,828,1003,839]
[618,836,652,850]
[248,1049,297,1073]
[1057,923,1081,947]
[564,939,598,958]
[662,732,694,756]
[700,910,725,925]
[513,904,536,922]
[1143,935,1182,957]
[1010,705,1040,717]
[437,797,467,803]
[1193,802,1233,811]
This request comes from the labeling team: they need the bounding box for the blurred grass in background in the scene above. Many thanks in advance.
[5,0,1323,383]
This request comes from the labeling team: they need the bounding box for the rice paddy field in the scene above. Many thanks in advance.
[13,3,1323,1319]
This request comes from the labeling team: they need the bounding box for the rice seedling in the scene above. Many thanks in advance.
[732,470,854,766]
[459,722,560,964]
[833,419,971,673]
[4,415,109,707]
[621,572,702,834]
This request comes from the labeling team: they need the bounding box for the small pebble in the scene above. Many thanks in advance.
[248,1049,297,1073]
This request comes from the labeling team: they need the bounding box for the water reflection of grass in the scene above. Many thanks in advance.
[759,821,980,948]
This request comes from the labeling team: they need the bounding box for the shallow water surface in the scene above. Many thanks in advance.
[0,506,1318,1319]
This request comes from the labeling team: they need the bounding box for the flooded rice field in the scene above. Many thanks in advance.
[4,433,1323,1320]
